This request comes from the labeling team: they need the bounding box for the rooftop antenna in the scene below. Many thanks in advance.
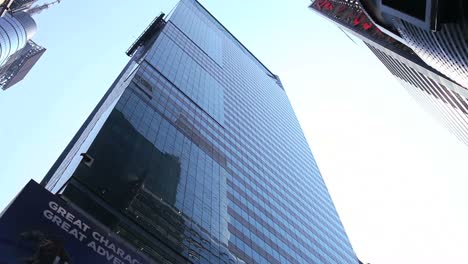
[26,0,61,15]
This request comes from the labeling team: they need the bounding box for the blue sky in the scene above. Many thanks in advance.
[1,0,468,263]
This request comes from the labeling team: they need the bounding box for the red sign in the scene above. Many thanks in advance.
[312,0,413,52]
[314,1,377,32]
[317,0,334,11]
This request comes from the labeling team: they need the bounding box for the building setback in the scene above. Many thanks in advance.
[310,0,468,146]
[42,0,358,263]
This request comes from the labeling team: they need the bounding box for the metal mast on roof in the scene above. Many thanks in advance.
[26,0,61,15]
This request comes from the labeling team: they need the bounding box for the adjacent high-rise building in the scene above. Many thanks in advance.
[0,0,60,91]
[310,0,468,146]
[42,0,358,263]
[357,0,468,89]
[0,11,38,67]
[0,38,46,90]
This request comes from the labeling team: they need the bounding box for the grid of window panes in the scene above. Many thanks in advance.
[366,42,468,147]
[396,20,468,89]
[62,0,358,263]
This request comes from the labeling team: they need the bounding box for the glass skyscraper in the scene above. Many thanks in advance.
[310,0,468,147]
[42,0,358,263]
[355,0,468,89]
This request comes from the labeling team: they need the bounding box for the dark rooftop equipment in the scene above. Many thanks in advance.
[126,13,166,57]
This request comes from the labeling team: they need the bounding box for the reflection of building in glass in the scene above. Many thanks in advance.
[310,0,468,146]
[43,0,358,263]
[61,110,188,263]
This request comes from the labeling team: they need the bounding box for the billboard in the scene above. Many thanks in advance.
[0,180,153,264]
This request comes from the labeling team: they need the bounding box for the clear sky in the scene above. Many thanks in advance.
[1,0,468,263]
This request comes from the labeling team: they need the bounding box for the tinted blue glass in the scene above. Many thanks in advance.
[51,0,358,263]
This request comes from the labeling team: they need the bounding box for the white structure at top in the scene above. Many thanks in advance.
[0,11,36,66]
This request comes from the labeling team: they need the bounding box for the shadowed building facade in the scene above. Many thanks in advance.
[42,0,358,263]
[310,0,468,146]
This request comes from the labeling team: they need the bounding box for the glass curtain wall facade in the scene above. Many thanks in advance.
[394,20,468,89]
[43,0,358,263]
[310,0,468,147]
[365,42,468,146]
[355,0,468,88]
